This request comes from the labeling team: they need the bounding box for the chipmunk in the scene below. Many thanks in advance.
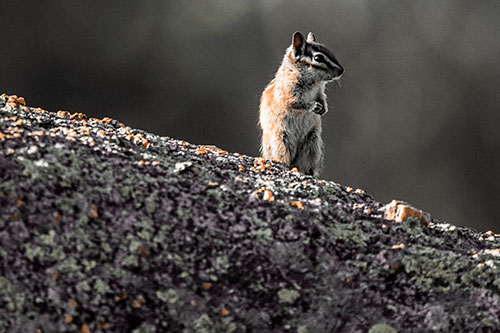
[259,31,343,176]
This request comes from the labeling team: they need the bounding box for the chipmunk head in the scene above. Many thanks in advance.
[290,31,344,82]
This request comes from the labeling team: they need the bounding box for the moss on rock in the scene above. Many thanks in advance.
[1,93,500,332]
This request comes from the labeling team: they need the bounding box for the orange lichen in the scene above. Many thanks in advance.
[29,130,45,137]
[195,147,208,155]
[382,200,431,225]
[217,149,228,156]
[81,324,90,333]
[80,127,90,136]
[208,181,219,186]
[290,167,299,173]
[70,299,77,309]
[391,243,405,249]
[16,197,24,206]
[221,308,229,316]
[290,201,304,210]
[57,110,70,118]
[253,158,273,173]
[89,204,98,219]
[70,112,86,121]
[13,119,23,126]
[53,214,62,225]
[346,187,353,193]
[202,282,212,290]
[0,131,5,141]
[101,117,112,124]
[3,94,26,107]
[238,165,245,172]
[52,272,59,281]
[137,245,150,257]
[115,292,128,302]
[132,295,145,308]
[65,314,73,323]
[97,322,111,330]
[263,189,275,202]
[17,96,26,105]
[484,249,500,256]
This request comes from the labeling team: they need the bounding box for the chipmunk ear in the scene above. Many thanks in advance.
[307,32,316,43]
[292,31,305,56]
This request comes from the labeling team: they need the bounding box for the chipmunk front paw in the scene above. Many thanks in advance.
[310,102,327,115]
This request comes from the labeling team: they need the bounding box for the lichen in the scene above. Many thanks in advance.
[1,96,500,332]
[278,288,301,304]
[369,323,398,333]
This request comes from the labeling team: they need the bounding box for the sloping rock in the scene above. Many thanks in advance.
[1,94,500,333]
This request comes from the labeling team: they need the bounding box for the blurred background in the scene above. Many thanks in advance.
[1,1,499,231]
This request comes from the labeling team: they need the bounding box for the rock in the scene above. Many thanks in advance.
[381,199,431,225]
[1,93,500,332]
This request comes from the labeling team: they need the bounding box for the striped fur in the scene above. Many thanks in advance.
[259,31,343,176]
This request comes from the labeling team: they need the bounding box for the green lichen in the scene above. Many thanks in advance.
[297,325,309,333]
[277,288,300,304]
[132,324,157,333]
[402,246,475,292]
[121,254,139,267]
[76,280,92,293]
[252,227,273,245]
[144,195,157,215]
[369,323,398,333]
[221,317,238,333]
[216,255,230,272]
[156,289,179,304]
[327,223,367,247]
[94,278,110,295]
[24,244,45,262]
[194,314,215,333]
[2,98,500,332]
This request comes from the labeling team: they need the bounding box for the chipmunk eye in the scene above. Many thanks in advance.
[313,54,325,63]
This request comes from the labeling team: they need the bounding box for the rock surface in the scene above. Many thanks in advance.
[1,94,500,332]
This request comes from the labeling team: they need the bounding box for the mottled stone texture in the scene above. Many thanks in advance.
[1,94,500,333]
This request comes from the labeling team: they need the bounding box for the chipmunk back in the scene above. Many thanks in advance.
[259,31,343,176]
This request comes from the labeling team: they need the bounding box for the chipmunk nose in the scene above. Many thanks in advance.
[337,66,344,77]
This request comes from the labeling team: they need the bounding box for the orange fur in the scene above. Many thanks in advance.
[259,65,300,166]
[259,32,342,176]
